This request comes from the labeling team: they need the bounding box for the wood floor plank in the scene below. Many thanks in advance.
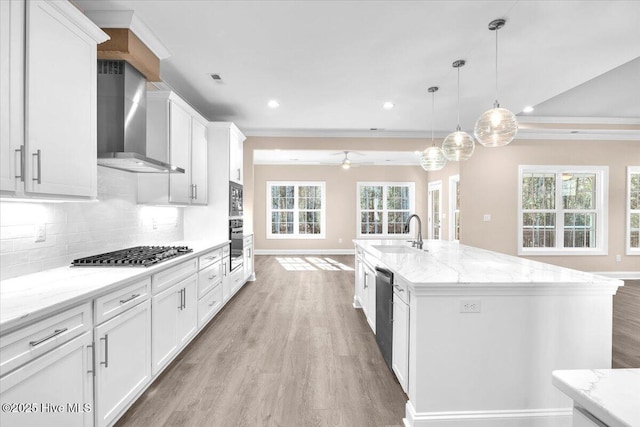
[612,279,640,368]
[115,255,406,427]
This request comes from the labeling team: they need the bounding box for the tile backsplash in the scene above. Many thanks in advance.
[0,167,184,280]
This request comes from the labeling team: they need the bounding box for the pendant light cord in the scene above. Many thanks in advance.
[495,27,499,105]
[456,66,461,129]
[431,90,435,146]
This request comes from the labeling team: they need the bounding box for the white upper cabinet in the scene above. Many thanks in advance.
[190,119,208,205]
[0,0,108,199]
[227,124,246,185]
[139,91,208,206]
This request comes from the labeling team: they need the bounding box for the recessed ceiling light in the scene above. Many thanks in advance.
[522,106,534,113]
[267,100,280,109]
[383,102,394,110]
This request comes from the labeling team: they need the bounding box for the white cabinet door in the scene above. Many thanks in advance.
[0,332,93,427]
[354,252,364,308]
[25,0,98,198]
[243,236,254,281]
[392,294,409,394]
[363,263,376,333]
[190,119,208,205]
[222,256,231,303]
[169,101,191,204]
[94,300,151,427]
[229,126,243,184]
[151,285,179,375]
[176,275,198,348]
[0,0,24,193]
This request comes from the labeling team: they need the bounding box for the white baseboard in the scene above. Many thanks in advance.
[592,271,640,280]
[254,249,355,256]
[405,401,572,427]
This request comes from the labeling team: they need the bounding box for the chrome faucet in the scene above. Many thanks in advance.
[404,214,423,250]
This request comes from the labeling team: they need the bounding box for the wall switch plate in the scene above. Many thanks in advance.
[483,214,491,222]
[615,255,622,262]
[460,300,481,313]
[34,223,46,242]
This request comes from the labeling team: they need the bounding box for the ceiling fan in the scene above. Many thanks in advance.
[322,151,372,169]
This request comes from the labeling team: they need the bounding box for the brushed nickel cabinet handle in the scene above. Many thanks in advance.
[29,328,67,346]
[208,300,217,307]
[119,293,140,304]
[87,343,95,375]
[32,149,41,184]
[194,184,198,200]
[100,335,109,368]
[393,284,404,293]
[15,146,25,181]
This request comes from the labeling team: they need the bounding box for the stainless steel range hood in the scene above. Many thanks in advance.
[97,60,184,173]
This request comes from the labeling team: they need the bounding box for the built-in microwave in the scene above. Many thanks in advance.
[229,182,243,218]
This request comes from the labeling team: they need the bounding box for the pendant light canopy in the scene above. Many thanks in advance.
[420,86,447,171]
[442,60,474,161]
[474,18,518,147]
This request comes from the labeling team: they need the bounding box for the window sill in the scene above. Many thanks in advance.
[518,248,608,256]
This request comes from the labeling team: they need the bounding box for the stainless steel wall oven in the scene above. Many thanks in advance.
[229,218,243,271]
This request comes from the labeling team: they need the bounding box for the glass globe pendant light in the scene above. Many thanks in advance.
[420,86,447,171]
[474,18,518,147]
[442,60,474,161]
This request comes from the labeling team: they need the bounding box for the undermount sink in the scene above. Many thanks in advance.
[372,245,424,254]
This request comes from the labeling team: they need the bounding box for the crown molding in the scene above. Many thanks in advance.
[83,10,171,59]
[517,116,640,125]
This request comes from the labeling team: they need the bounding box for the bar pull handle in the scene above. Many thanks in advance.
[389,300,394,324]
[29,328,67,346]
[15,146,25,181]
[194,184,198,200]
[393,284,404,293]
[87,343,95,375]
[208,300,217,307]
[100,335,109,368]
[32,149,41,184]
[236,168,241,181]
[119,293,140,304]
[363,272,368,289]
[182,288,186,309]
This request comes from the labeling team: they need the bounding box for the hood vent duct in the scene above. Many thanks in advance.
[97,59,184,173]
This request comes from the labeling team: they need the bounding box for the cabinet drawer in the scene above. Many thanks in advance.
[94,278,150,324]
[0,302,92,375]
[199,249,222,270]
[198,284,222,328]
[152,258,197,294]
[198,261,222,298]
[393,277,409,304]
[243,235,253,246]
[222,245,230,257]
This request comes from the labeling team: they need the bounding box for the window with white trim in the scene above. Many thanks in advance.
[518,165,608,255]
[267,181,326,239]
[627,166,640,255]
[357,182,415,237]
[449,175,460,241]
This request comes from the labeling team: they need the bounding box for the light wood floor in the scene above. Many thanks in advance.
[115,255,407,427]
[612,279,640,368]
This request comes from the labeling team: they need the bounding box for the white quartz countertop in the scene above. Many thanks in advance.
[552,369,640,427]
[354,239,622,290]
[0,240,229,333]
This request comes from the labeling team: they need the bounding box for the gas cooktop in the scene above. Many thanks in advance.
[71,246,192,267]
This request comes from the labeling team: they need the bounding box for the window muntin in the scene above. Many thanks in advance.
[628,167,640,255]
[357,182,415,237]
[267,182,325,239]
[518,166,608,255]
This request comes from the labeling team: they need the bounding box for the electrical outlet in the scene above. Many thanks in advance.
[615,255,621,262]
[483,214,491,222]
[460,300,481,313]
[152,218,157,230]
[34,223,46,242]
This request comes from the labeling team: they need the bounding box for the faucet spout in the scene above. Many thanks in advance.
[404,214,423,249]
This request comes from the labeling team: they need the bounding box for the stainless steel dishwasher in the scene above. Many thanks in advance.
[375,266,393,371]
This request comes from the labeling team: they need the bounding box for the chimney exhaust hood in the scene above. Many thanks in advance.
[97,60,184,173]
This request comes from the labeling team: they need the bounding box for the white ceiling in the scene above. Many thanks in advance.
[75,0,640,136]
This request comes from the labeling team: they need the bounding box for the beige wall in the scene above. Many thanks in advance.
[253,164,428,252]
[459,139,639,272]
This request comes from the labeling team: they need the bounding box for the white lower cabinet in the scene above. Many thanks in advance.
[0,331,94,427]
[229,267,245,299]
[243,235,254,282]
[197,284,223,328]
[222,255,231,303]
[151,275,197,375]
[94,300,151,427]
[362,261,376,333]
[392,283,409,394]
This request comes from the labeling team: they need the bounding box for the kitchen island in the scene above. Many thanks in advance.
[353,239,623,427]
